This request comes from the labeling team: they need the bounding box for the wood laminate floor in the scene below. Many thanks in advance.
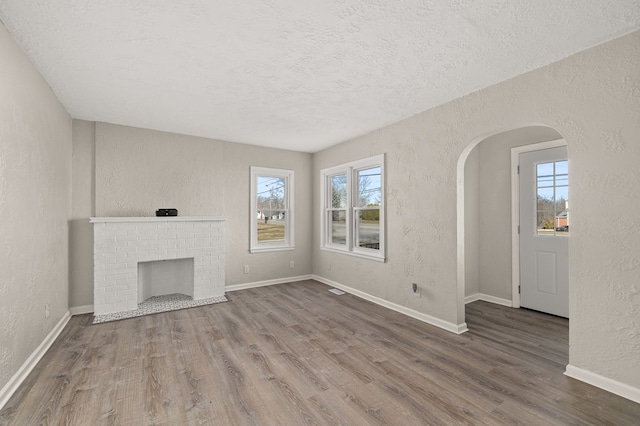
[1,280,639,425]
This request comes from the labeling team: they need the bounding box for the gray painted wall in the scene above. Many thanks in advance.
[313,135,460,324]
[312,31,640,389]
[0,24,72,391]
[69,120,95,308]
[219,139,313,284]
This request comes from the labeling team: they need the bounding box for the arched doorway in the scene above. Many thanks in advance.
[456,125,567,326]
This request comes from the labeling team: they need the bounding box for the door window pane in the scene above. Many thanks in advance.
[536,160,569,236]
[537,187,554,204]
[555,161,568,186]
[536,163,554,187]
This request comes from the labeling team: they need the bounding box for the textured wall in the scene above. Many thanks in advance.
[72,123,313,309]
[0,24,72,391]
[565,33,640,385]
[69,120,95,308]
[313,31,640,388]
[95,123,225,217]
[313,119,461,324]
[220,141,313,285]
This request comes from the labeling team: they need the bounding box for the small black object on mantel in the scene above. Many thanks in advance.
[156,208,178,217]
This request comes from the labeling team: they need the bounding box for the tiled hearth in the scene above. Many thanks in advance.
[92,293,228,324]
[90,216,226,316]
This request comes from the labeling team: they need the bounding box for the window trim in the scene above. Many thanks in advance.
[320,154,385,262]
[250,166,295,253]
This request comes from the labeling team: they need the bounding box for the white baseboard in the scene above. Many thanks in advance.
[312,275,468,334]
[565,364,640,404]
[225,275,314,292]
[69,304,94,315]
[464,293,480,304]
[0,310,71,411]
[465,293,513,307]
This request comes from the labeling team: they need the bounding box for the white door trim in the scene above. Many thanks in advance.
[510,139,567,308]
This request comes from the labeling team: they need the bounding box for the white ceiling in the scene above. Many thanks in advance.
[1,1,639,153]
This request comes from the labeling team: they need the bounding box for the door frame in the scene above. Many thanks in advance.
[510,138,567,308]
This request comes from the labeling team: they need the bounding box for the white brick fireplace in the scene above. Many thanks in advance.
[90,217,226,316]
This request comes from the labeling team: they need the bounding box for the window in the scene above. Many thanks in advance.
[536,160,569,236]
[321,154,385,262]
[250,167,294,252]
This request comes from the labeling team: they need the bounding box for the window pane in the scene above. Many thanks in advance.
[554,161,569,235]
[556,160,568,186]
[356,209,380,250]
[555,187,568,219]
[555,186,568,202]
[556,174,568,187]
[329,210,347,245]
[537,211,555,235]
[257,210,285,242]
[536,159,569,236]
[537,162,554,187]
[257,176,285,210]
[330,174,347,208]
[537,187,554,210]
[357,166,382,208]
[250,167,294,252]
[555,210,569,236]
[321,154,384,260]
[256,176,287,243]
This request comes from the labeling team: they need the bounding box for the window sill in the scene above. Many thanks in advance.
[250,245,295,254]
[320,246,385,263]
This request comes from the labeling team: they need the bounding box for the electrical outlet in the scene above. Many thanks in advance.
[289,260,295,269]
[243,265,249,274]
[412,283,420,298]
[45,303,50,319]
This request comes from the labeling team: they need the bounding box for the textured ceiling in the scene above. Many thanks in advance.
[1,1,639,152]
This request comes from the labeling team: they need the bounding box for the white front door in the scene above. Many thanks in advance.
[519,146,569,318]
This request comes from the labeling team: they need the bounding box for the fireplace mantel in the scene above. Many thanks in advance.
[90,216,227,223]
[91,216,227,316]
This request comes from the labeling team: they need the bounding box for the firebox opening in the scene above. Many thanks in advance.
[137,258,195,303]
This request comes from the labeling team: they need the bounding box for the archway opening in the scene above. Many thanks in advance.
[456,125,566,327]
